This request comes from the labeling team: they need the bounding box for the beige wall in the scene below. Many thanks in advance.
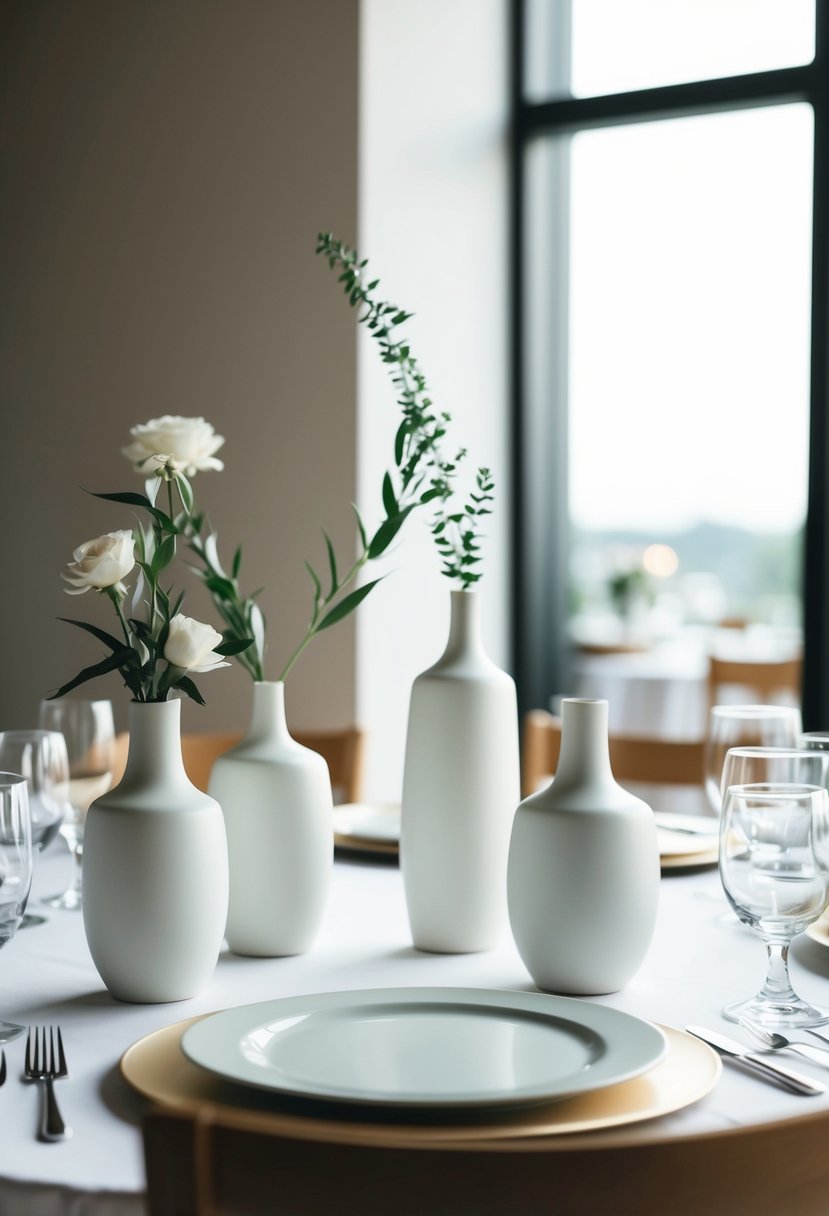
[0,0,360,734]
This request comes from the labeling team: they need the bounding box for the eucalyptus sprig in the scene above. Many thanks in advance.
[316,232,494,589]
[187,234,495,686]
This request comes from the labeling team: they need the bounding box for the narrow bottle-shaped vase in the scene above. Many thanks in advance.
[401,589,520,952]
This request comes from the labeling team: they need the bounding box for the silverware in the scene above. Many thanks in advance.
[25,1026,72,1141]
[738,1019,829,1068]
[685,1025,826,1095]
[656,822,717,837]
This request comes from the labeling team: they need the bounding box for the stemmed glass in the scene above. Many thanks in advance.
[719,781,829,1029]
[38,699,114,910]
[721,746,829,802]
[705,705,802,814]
[0,772,33,1041]
[0,731,69,928]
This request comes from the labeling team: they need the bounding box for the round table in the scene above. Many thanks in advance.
[4,832,829,1213]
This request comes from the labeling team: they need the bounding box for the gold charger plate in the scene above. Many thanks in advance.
[120,1016,720,1146]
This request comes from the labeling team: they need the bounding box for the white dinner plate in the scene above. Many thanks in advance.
[181,987,667,1110]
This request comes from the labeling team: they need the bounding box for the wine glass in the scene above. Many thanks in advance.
[0,772,33,1041]
[719,781,829,1029]
[704,705,802,814]
[720,747,829,802]
[0,731,69,927]
[38,699,114,910]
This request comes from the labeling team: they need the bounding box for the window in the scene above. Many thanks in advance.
[511,0,829,725]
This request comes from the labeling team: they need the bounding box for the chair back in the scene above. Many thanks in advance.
[521,709,704,798]
[707,653,802,710]
[111,725,364,803]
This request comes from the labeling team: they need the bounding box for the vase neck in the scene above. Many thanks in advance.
[442,590,485,661]
[554,699,614,788]
[125,700,187,784]
[245,681,290,745]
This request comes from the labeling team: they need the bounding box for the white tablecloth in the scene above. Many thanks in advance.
[4,836,829,1214]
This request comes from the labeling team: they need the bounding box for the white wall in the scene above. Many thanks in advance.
[357,0,511,799]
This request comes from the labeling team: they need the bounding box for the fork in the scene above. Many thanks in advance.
[25,1026,72,1142]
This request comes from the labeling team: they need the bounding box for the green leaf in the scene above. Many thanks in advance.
[58,618,125,653]
[316,578,384,632]
[394,421,408,467]
[214,637,254,656]
[89,490,176,532]
[48,649,127,699]
[305,561,322,604]
[232,545,243,580]
[151,533,176,578]
[367,505,415,559]
[352,504,368,551]
[323,531,338,597]
[176,472,194,515]
[382,472,398,518]
[174,675,206,705]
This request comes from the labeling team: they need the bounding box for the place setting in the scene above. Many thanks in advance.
[119,985,723,1148]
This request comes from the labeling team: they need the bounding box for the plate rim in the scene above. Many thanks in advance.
[180,986,668,1110]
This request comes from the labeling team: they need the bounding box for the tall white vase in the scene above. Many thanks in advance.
[208,681,332,957]
[400,589,520,953]
[82,699,228,1004]
[507,697,660,995]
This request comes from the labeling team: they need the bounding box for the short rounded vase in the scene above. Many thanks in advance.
[507,697,660,995]
[209,681,333,957]
[82,698,229,1004]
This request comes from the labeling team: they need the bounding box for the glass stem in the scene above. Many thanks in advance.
[68,842,83,896]
[759,937,799,1005]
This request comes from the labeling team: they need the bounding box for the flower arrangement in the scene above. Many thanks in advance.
[185,233,495,684]
[52,422,250,703]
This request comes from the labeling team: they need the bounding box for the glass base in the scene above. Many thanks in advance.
[724,992,829,1030]
[0,1018,25,1044]
[18,912,48,929]
[42,887,82,911]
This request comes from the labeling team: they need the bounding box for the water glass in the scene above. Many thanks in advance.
[705,704,802,814]
[38,699,114,910]
[0,772,33,1041]
[0,731,68,854]
[719,781,829,1029]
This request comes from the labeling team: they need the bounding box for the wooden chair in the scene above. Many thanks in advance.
[521,709,704,798]
[707,653,802,710]
[111,725,364,803]
[142,1103,829,1216]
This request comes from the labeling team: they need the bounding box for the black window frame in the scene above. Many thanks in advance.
[510,0,829,726]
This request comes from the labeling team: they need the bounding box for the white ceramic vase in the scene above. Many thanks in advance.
[400,589,520,953]
[507,697,660,995]
[208,681,332,957]
[82,698,228,1004]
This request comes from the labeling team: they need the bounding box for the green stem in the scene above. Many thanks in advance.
[278,552,368,683]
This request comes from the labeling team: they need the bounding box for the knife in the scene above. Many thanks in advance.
[685,1026,826,1095]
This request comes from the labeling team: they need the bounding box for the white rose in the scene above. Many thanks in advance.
[62,530,136,596]
[164,614,228,673]
[122,416,225,476]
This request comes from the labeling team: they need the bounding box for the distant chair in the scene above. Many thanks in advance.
[111,726,364,804]
[707,653,802,711]
[521,709,704,799]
